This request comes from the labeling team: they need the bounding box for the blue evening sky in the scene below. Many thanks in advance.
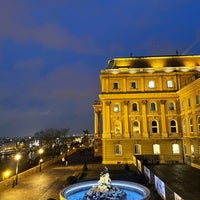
[0,0,200,137]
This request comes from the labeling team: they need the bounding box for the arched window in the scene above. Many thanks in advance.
[151,120,158,133]
[132,103,138,111]
[150,102,156,111]
[172,144,180,154]
[153,144,160,154]
[115,144,122,155]
[169,102,175,111]
[133,121,140,134]
[114,120,122,135]
[170,120,177,133]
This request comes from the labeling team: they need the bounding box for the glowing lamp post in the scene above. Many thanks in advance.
[38,148,44,172]
[15,153,21,185]
[3,170,11,180]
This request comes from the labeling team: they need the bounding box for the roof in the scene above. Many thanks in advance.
[107,54,200,69]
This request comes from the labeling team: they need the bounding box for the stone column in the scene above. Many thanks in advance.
[160,100,168,137]
[94,110,100,138]
[123,100,130,138]
[103,101,111,138]
[142,100,148,138]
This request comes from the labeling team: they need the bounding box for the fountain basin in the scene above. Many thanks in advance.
[60,180,151,200]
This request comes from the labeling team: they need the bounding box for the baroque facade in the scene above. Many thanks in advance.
[93,55,200,166]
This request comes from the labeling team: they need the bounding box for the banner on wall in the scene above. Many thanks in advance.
[174,192,183,200]
[137,159,142,173]
[132,156,137,166]
[154,175,166,200]
[143,166,151,183]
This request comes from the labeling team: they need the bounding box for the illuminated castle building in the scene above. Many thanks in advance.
[93,55,200,167]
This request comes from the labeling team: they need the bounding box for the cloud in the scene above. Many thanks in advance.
[0,1,103,55]
[13,58,45,70]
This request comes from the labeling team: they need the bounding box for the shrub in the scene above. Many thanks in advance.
[82,163,88,171]
[124,163,130,171]
[66,175,77,184]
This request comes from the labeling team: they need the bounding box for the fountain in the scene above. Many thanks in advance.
[60,167,151,200]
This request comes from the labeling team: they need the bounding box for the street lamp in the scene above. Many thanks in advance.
[38,148,44,172]
[14,153,21,185]
[3,170,11,180]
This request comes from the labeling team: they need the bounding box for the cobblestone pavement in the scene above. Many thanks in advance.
[0,150,161,200]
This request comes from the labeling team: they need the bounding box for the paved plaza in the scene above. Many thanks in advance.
[0,150,162,200]
[1,150,200,200]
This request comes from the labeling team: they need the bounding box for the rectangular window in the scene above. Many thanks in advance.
[198,117,200,133]
[169,102,175,110]
[113,82,119,89]
[167,80,173,88]
[115,144,122,155]
[114,104,120,112]
[188,98,191,107]
[131,82,136,89]
[134,144,141,154]
[184,144,187,154]
[153,144,160,154]
[190,118,193,133]
[191,145,194,155]
[148,80,155,88]
[172,144,180,154]
[196,95,199,105]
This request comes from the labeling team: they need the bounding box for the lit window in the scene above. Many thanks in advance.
[190,118,193,133]
[131,82,136,89]
[151,120,158,133]
[113,82,119,89]
[133,121,140,134]
[167,80,173,88]
[115,144,122,155]
[148,80,155,88]
[198,116,200,134]
[172,144,180,154]
[169,102,175,111]
[191,145,194,155]
[153,144,160,154]
[134,144,141,155]
[132,103,138,111]
[114,120,122,134]
[150,102,156,111]
[114,104,120,112]
[170,120,177,133]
